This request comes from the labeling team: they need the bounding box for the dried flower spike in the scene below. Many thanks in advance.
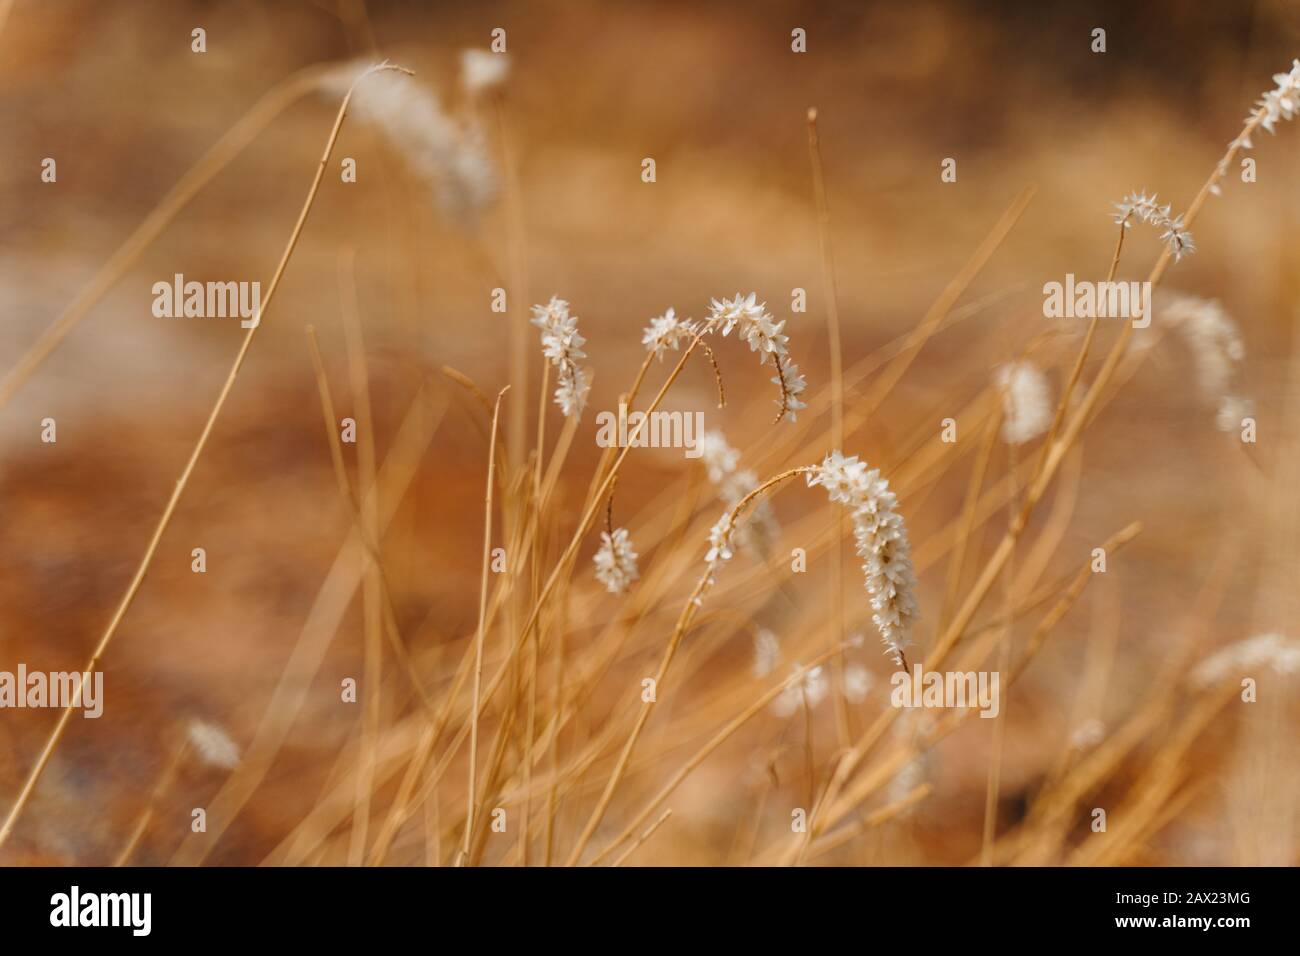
[327,63,496,220]
[1111,189,1195,262]
[593,527,639,594]
[1158,292,1251,430]
[1191,632,1300,687]
[807,451,919,667]
[705,293,805,422]
[994,361,1053,445]
[531,296,592,420]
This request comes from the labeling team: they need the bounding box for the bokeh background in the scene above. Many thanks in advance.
[0,0,1297,865]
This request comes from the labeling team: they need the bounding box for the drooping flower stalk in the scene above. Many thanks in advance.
[703,293,807,422]
[1112,190,1196,262]
[807,452,919,667]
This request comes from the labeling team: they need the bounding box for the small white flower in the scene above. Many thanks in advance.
[704,511,735,569]
[843,664,874,703]
[752,629,781,678]
[1110,190,1194,263]
[532,296,592,420]
[697,431,780,555]
[1112,190,1163,227]
[1069,719,1106,751]
[641,308,695,361]
[593,527,639,594]
[1254,59,1300,134]
[698,431,741,485]
[775,361,807,422]
[187,719,241,770]
[1192,633,1300,686]
[460,49,510,95]
[772,663,828,716]
[1160,214,1196,262]
[704,292,767,337]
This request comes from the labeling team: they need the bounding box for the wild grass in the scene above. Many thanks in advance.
[0,35,1297,869]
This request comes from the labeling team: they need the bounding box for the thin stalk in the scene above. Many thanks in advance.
[0,61,412,850]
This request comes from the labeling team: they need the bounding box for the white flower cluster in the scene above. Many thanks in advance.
[704,293,807,422]
[1191,633,1300,687]
[993,361,1053,445]
[807,451,919,667]
[531,296,592,420]
[593,527,639,594]
[771,663,828,717]
[186,719,241,770]
[1251,59,1300,136]
[1112,190,1195,262]
[328,63,495,220]
[697,430,779,553]
[1158,293,1253,432]
[641,307,698,361]
[702,510,736,595]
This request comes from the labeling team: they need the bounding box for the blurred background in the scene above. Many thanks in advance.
[0,0,1297,865]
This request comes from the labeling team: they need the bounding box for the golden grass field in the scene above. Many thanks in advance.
[0,0,1296,866]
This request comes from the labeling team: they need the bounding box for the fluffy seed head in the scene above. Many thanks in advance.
[327,63,496,220]
[994,361,1053,445]
[186,719,241,770]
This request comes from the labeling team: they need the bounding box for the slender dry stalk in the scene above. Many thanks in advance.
[491,90,530,471]
[587,648,845,865]
[610,809,672,867]
[807,107,852,751]
[305,328,436,714]
[460,385,509,865]
[0,61,412,851]
[173,382,447,866]
[338,248,384,867]
[565,466,813,865]
[113,739,190,867]
[0,63,338,416]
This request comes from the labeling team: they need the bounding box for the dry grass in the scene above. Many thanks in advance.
[0,1,1297,868]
